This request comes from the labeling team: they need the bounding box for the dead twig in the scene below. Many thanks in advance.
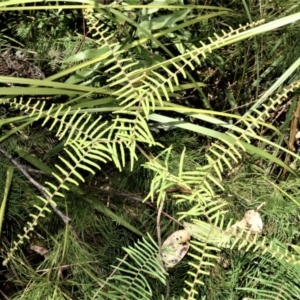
[282,96,300,178]
[89,186,182,226]
[156,198,170,300]
[0,146,70,223]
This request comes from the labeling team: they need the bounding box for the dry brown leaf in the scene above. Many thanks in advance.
[161,230,190,268]
[235,210,263,234]
[30,245,49,257]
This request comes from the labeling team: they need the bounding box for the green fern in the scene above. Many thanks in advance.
[1,2,300,299]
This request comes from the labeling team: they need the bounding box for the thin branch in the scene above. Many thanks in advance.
[157,200,164,257]
[0,147,71,224]
[156,198,170,300]
[89,186,182,226]
[282,96,300,178]
[0,147,93,252]
[0,290,9,300]
[18,164,53,176]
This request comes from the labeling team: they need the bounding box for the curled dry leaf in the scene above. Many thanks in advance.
[160,230,190,269]
[235,210,263,234]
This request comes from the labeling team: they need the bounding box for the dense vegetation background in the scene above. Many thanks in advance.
[0,0,300,299]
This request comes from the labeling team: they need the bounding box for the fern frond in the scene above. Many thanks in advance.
[94,234,166,300]
[182,213,300,300]
[237,241,300,299]
[251,79,300,122]
[2,97,159,264]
